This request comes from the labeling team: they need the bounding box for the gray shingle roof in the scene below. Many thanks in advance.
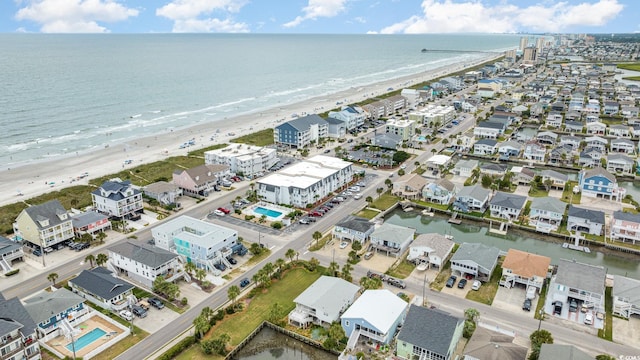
[451,243,501,272]
[541,169,569,182]
[476,138,497,146]
[568,205,605,224]
[539,344,593,360]
[70,267,134,301]
[109,241,178,268]
[489,191,527,210]
[71,211,109,229]
[23,200,69,230]
[613,210,640,224]
[456,184,490,202]
[398,305,462,356]
[293,276,360,322]
[608,153,634,164]
[477,121,504,130]
[92,179,141,201]
[613,276,640,309]
[0,236,22,257]
[279,114,327,132]
[464,326,528,360]
[23,288,85,326]
[335,216,374,234]
[411,233,454,263]
[0,294,37,337]
[371,223,415,244]
[555,259,605,296]
[530,197,566,214]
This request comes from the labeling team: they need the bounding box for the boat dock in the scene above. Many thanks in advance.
[448,212,462,224]
[488,220,508,235]
[562,243,591,253]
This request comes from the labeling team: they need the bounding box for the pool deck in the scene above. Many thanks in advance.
[45,315,124,358]
[243,203,289,222]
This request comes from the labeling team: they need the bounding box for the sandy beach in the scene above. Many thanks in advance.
[0,54,500,207]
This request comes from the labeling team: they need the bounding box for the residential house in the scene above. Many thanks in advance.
[289,276,360,329]
[422,179,457,205]
[372,133,402,150]
[473,121,505,139]
[579,147,604,168]
[545,112,563,128]
[609,124,631,138]
[539,344,593,360]
[91,179,144,219]
[424,155,452,174]
[328,106,366,131]
[453,133,475,152]
[500,249,550,292]
[479,163,507,177]
[0,294,40,360]
[369,223,415,258]
[547,259,606,314]
[332,216,375,244]
[70,211,111,237]
[325,117,347,139]
[529,197,567,233]
[560,135,582,150]
[172,164,230,197]
[584,136,608,152]
[109,241,185,288]
[536,131,558,145]
[578,167,624,201]
[143,181,183,206]
[607,154,635,175]
[396,305,463,360]
[407,233,454,269]
[152,215,238,272]
[385,119,416,141]
[453,159,478,178]
[453,185,491,213]
[603,101,620,115]
[13,200,74,251]
[473,139,498,155]
[586,121,606,135]
[23,288,90,341]
[511,166,535,185]
[450,243,501,282]
[497,141,523,158]
[567,205,605,236]
[540,169,569,190]
[523,141,547,162]
[341,289,408,346]
[564,120,584,133]
[0,236,24,270]
[622,106,639,118]
[274,115,329,148]
[392,173,427,200]
[610,138,635,154]
[204,144,278,179]
[613,276,640,319]
[69,267,135,311]
[610,211,640,245]
[464,326,528,360]
[489,192,527,220]
[548,145,573,166]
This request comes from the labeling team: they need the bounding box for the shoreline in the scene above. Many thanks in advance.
[0,54,501,207]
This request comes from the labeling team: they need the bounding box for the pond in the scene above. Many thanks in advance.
[231,326,336,360]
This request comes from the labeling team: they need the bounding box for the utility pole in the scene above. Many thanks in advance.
[422,272,428,307]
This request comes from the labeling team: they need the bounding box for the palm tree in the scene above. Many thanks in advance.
[285,248,297,263]
[312,231,322,247]
[185,261,196,276]
[365,196,373,205]
[47,272,58,287]
[96,231,107,244]
[84,254,96,268]
[328,261,339,277]
[195,268,207,283]
[263,262,275,278]
[308,257,320,271]
[227,285,240,310]
[96,253,108,267]
[341,263,353,282]
[275,258,286,274]
[376,187,384,198]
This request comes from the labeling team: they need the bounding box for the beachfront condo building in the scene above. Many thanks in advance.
[328,106,366,131]
[385,119,416,141]
[204,144,278,179]
[151,216,238,272]
[13,199,74,251]
[91,179,143,220]
[274,114,329,149]
[257,155,353,208]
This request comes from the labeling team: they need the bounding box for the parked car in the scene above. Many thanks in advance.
[353,193,363,200]
[32,249,42,257]
[217,207,231,214]
[75,243,90,251]
[148,297,164,309]
[227,256,237,265]
[446,275,457,288]
[569,299,578,312]
[584,312,594,325]
[471,280,481,291]
[309,211,323,217]
[213,209,225,216]
[240,278,250,288]
[131,305,147,318]
[522,298,532,311]
[138,300,150,310]
[553,301,563,315]
[214,262,227,271]
[387,277,406,289]
[119,310,133,321]
[339,241,349,249]
[364,252,374,260]
[457,278,468,289]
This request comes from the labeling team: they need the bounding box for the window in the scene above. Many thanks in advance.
[345,320,350,326]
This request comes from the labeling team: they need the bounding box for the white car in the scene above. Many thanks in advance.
[340,241,349,249]
[400,164,406,169]
[213,209,225,216]
[353,193,363,200]
[119,310,133,321]
[471,280,481,291]
[584,312,593,325]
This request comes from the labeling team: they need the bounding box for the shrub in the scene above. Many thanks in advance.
[5,269,19,276]
[245,215,255,221]
[158,336,196,360]
[181,297,188,306]
[271,222,283,229]
[215,310,225,321]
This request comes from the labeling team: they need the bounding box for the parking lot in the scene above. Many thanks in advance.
[492,284,537,317]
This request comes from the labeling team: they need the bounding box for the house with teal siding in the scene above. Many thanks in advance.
[396,305,463,360]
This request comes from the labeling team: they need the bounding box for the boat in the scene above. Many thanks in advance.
[421,48,427,53]
[445,234,454,240]
[403,207,414,212]
[416,262,429,271]
[422,209,435,217]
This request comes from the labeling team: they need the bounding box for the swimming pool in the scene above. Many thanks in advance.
[254,206,283,218]
[416,136,427,142]
[66,328,106,352]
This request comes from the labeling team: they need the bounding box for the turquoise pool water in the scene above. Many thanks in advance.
[254,206,283,218]
[417,136,427,142]
[66,328,106,352]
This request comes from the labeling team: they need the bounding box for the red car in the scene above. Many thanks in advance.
[217,207,231,214]
[231,176,242,182]
[309,211,323,217]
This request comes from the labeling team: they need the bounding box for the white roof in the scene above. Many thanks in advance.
[258,155,351,189]
[293,276,360,322]
[341,289,408,333]
[426,154,451,165]
[153,215,236,248]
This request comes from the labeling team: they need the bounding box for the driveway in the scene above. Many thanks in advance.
[492,285,534,317]
[613,316,640,350]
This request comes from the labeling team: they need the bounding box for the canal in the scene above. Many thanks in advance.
[384,209,640,278]
[231,326,336,360]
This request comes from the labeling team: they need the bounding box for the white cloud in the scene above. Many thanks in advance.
[283,0,348,28]
[377,0,624,34]
[156,0,249,33]
[15,0,139,33]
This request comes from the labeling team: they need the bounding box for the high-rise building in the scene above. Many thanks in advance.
[523,47,537,64]
[519,37,529,51]
[536,37,545,53]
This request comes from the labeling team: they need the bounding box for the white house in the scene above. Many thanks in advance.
[91,179,143,219]
[422,179,457,205]
[288,276,360,328]
[529,197,566,233]
[613,276,640,319]
[407,233,454,269]
[450,243,501,283]
[453,159,478,178]
[473,139,498,155]
[453,185,491,213]
[567,205,605,236]
[333,216,375,244]
[610,211,640,245]
[369,223,415,258]
[547,259,606,315]
[473,121,505,139]
[204,143,278,178]
[109,241,186,288]
[489,192,527,220]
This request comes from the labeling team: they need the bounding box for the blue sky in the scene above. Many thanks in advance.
[2,0,637,34]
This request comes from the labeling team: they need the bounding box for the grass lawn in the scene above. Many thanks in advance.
[560,182,581,204]
[466,263,502,306]
[176,267,322,359]
[188,143,228,158]
[386,260,416,279]
[623,76,640,81]
[528,186,549,197]
[617,63,640,71]
[598,287,613,341]
[230,129,274,147]
[371,193,400,211]
[414,200,449,211]
[309,233,332,251]
[431,263,451,291]
[355,209,380,219]
[244,249,273,267]
[534,281,548,319]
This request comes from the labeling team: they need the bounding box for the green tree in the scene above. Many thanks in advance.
[195,268,207,283]
[286,248,297,263]
[80,232,93,244]
[385,178,393,189]
[341,263,353,282]
[96,253,108,267]
[184,261,196,276]
[268,302,286,326]
[193,315,210,340]
[596,355,616,360]
[359,276,382,290]
[312,231,322,247]
[275,258,286,274]
[351,241,362,252]
[528,329,554,360]
[84,254,95,268]
[308,257,320,272]
[250,243,263,255]
[365,196,373,204]
[263,262,275,278]
[227,285,240,310]
[328,261,339,277]
[47,272,58,286]
[376,187,384,198]
[96,231,107,244]
[481,174,492,188]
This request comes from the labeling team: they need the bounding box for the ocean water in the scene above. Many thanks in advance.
[0,34,519,167]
